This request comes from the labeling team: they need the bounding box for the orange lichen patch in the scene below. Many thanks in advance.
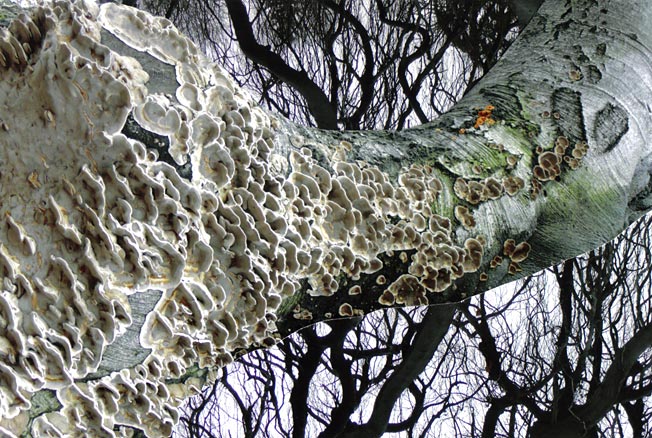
[459,128,466,135]
[510,241,531,263]
[474,105,496,129]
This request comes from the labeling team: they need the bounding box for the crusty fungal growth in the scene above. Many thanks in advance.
[293,309,313,320]
[534,151,561,181]
[531,134,589,198]
[454,177,504,204]
[338,303,354,317]
[454,205,476,229]
[503,176,525,196]
[508,261,523,275]
[565,155,581,169]
[569,69,582,81]
[378,290,395,306]
[510,242,531,263]
[506,154,519,168]
[490,255,503,268]
[572,141,589,158]
[503,240,531,271]
[387,274,429,306]
[503,239,517,257]
[348,285,362,295]
[531,177,543,198]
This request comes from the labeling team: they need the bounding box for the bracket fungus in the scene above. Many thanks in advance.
[454,177,504,204]
[338,303,354,317]
[503,239,531,274]
[530,135,589,198]
[454,205,476,230]
[502,176,525,196]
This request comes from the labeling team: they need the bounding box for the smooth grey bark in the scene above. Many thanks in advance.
[0,0,652,436]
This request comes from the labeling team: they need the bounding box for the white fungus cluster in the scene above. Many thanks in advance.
[0,1,488,436]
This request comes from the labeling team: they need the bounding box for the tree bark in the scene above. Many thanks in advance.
[0,0,651,436]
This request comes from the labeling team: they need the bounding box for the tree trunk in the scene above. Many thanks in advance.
[0,0,651,436]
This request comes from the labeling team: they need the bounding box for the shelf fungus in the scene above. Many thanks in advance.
[531,135,589,197]
[454,177,503,204]
[338,303,354,317]
[503,176,525,196]
[0,1,492,436]
[503,239,531,274]
[454,205,476,230]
